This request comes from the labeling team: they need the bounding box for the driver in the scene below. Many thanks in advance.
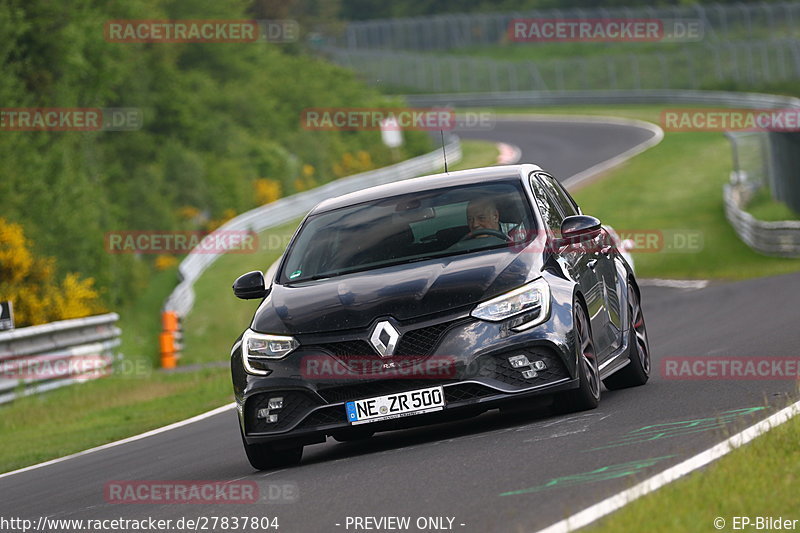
[466,198,501,238]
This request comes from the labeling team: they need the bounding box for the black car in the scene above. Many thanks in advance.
[230,164,650,470]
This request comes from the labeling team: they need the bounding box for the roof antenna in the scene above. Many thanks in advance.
[440,130,448,173]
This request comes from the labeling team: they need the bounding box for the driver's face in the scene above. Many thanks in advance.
[467,202,500,234]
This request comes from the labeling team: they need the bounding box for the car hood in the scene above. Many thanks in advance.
[251,245,543,334]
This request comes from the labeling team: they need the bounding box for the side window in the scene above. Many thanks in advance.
[537,173,578,218]
[529,174,562,232]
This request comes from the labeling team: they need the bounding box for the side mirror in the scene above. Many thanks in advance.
[558,215,602,245]
[232,271,268,300]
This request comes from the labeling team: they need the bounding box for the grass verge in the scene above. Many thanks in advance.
[744,187,800,222]
[445,139,500,171]
[0,368,232,474]
[117,266,181,366]
[589,406,800,532]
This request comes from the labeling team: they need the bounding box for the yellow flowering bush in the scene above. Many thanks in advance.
[154,254,178,271]
[254,178,282,205]
[332,151,375,178]
[0,218,104,326]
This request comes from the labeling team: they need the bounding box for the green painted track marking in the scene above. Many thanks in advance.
[500,455,676,497]
[587,407,766,451]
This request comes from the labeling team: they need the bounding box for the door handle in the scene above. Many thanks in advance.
[587,259,598,270]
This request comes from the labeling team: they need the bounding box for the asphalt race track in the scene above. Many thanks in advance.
[2,118,798,533]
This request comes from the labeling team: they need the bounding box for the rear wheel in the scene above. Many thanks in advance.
[240,430,303,470]
[603,280,650,390]
[554,298,600,413]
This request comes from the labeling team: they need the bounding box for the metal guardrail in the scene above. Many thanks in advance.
[163,138,462,317]
[724,182,800,256]
[405,89,800,257]
[0,313,121,404]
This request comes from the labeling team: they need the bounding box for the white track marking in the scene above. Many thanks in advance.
[494,114,664,191]
[533,400,800,533]
[639,279,710,290]
[0,403,235,480]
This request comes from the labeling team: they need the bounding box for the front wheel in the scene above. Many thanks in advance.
[603,280,650,390]
[240,430,303,470]
[554,298,600,413]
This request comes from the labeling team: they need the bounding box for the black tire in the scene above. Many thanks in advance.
[240,430,303,470]
[603,280,650,390]
[554,297,600,413]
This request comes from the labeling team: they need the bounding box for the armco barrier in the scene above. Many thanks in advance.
[0,313,121,404]
[724,183,800,257]
[163,138,462,318]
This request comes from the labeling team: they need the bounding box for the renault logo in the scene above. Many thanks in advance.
[370,321,400,358]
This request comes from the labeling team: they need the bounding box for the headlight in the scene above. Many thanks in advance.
[471,277,551,330]
[241,329,299,375]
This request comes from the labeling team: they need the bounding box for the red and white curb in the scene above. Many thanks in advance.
[497,142,522,165]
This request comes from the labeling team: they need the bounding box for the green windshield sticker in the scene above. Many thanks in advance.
[289,270,302,279]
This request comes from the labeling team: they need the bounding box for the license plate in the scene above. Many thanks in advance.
[345,386,445,425]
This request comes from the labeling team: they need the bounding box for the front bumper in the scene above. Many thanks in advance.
[233,307,578,445]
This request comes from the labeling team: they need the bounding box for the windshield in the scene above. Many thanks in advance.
[279,180,535,283]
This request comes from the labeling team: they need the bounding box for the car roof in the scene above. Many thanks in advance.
[309,164,542,215]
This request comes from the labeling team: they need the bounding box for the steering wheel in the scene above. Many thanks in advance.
[460,228,512,242]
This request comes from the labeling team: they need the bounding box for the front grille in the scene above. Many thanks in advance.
[479,347,569,388]
[315,340,374,357]
[317,379,453,403]
[245,390,322,433]
[304,318,469,374]
[395,322,453,356]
